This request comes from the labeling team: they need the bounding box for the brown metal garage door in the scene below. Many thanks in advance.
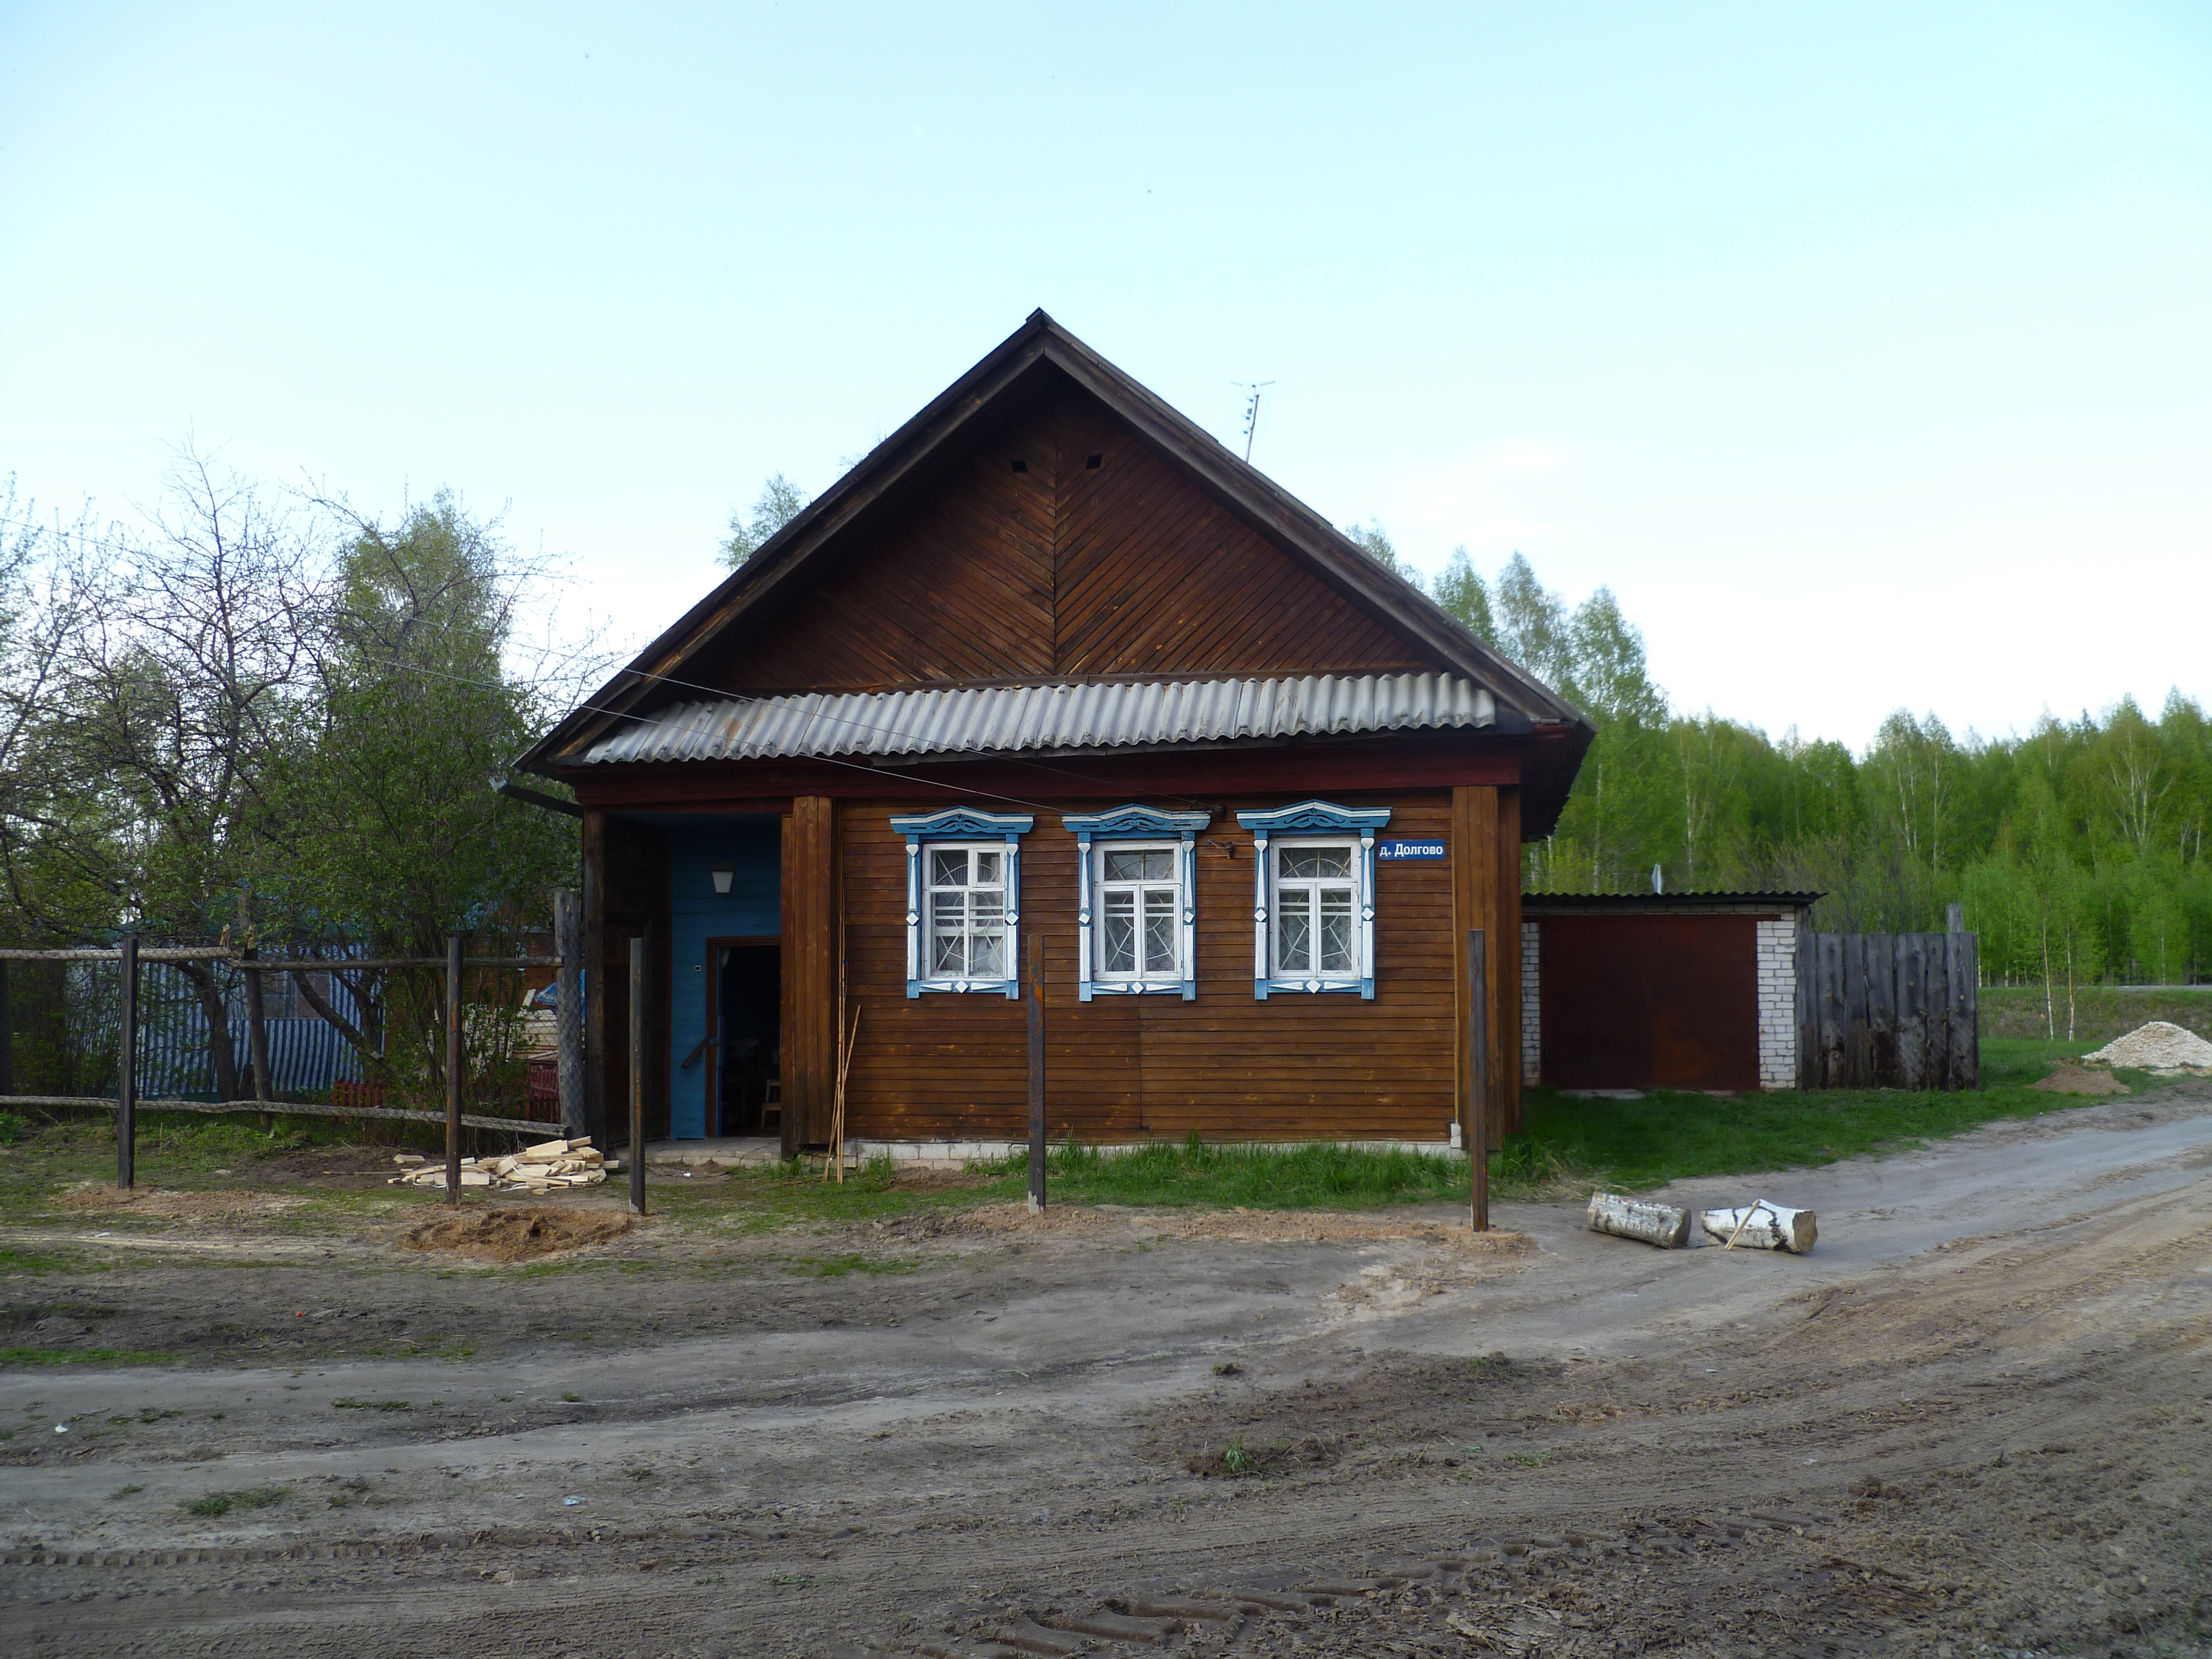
[1538,916,1760,1091]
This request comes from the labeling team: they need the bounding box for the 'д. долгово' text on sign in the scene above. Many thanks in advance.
[1376,838,1447,862]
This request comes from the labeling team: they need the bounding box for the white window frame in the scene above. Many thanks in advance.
[1237,799,1390,999]
[1092,841,1185,990]
[890,808,1033,998]
[1061,805,1210,1001]
[1269,838,1363,986]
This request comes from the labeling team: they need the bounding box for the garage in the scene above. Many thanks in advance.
[1521,893,1818,1092]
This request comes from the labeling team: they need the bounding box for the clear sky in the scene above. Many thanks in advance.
[4,3,2207,748]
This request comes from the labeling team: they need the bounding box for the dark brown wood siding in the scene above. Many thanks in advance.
[713,386,1437,696]
[834,792,1459,1143]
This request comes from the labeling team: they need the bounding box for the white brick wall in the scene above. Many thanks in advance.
[1521,920,1542,1083]
[1756,914,1800,1090]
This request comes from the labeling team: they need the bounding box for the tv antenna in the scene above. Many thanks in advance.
[1235,380,1274,462]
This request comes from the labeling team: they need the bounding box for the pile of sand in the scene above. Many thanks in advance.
[56,1185,302,1221]
[2030,1066,2132,1097]
[398,1206,637,1263]
[2081,1022,2212,1072]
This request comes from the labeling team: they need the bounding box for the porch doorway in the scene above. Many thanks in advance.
[708,938,781,1137]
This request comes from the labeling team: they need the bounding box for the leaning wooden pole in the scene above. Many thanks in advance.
[628,936,646,1217]
[116,933,140,1191]
[1026,929,1046,1214]
[444,933,463,1206]
[1465,928,1488,1233]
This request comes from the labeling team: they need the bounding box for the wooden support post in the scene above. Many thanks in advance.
[780,797,837,1157]
[1027,929,1046,1213]
[629,936,646,1216]
[1465,928,1488,1232]
[242,946,273,1129]
[1946,902,1965,936]
[581,811,607,1147]
[0,959,13,1101]
[116,933,139,1190]
[444,933,463,1206]
[1450,785,1505,1148]
[554,889,585,1138]
[1495,785,1523,1136]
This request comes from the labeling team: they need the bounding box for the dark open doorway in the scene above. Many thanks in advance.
[708,938,780,1137]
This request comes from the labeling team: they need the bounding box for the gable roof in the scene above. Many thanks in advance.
[520,311,1592,786]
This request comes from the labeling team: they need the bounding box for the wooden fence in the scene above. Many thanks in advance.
[1795,930,1980,1091]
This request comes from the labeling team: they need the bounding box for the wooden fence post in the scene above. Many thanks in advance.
[1026,930,1046,1214]
[554,890,585,1139]
[1465,929,1488,1233]
[629,936,647,1216]
[243,946,273,1129]
[445,933,463,1206]
[117,933,139,1190]
[0,960,12,1101]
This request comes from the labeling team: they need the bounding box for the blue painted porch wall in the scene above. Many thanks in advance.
[667,816,780,1138]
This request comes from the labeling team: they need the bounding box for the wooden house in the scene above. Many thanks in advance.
[517,313,1595,1157]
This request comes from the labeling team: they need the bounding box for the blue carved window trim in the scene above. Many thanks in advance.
[1060,806,1211,1002]
[1235,800,1391,999]
[888,808,1034,998]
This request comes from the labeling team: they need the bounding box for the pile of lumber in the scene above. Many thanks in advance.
[388,1137,606,1193]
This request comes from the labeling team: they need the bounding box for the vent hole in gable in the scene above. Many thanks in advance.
[1009,458,1028,473]
[1086,454,1103,470]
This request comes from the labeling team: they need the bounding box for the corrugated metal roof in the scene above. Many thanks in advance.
[580,673,1497,766]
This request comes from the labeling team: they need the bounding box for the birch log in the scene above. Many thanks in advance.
[1700,1202,1817,1253]
[1585,1191,1691,1249]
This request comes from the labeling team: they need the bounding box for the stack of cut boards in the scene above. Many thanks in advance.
[388,1137,606,1194]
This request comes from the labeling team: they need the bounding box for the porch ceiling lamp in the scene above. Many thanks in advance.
[710,863,735,896]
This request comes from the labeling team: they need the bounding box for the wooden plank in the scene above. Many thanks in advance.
[1841,934,1872,1089]
[1794,922,1817,1090]
[1896,934,1927,1091]
[1867,934,1897,1089]
[1949,931,1980,1090]
[1816,933,1844,1088]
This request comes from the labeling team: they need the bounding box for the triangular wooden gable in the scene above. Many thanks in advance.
[708,381,1437,694]
[522,312,1590,779]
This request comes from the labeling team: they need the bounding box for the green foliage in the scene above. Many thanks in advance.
[0,1111,24,1145]
[719,473,810,568]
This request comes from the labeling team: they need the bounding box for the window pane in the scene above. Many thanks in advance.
[973,849,1002,887]
[1319,887,1354,973]
[1278,887,1312,973]
[969,929,1004,978]
[1140,849,1173,880]
[1281,845,1351,879]
[1143,888,1176,973]
[930,848,967,887]
[930,891,966,976]
[1103,849,1146,882]
[1102,889,1136,973]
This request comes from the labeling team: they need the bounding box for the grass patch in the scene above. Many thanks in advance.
[0,1246,101,1274]
[984,1136,1471,1210]
[1,1346,174,1367]
[1515,1039,2150,1192]
[331,1398,410,1412]
[181,1485,288,1518]
[1981,984,2212,1045]
[784,1253,918,1278]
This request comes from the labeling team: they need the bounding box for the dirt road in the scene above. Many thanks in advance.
[5,1089,2209,1656]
